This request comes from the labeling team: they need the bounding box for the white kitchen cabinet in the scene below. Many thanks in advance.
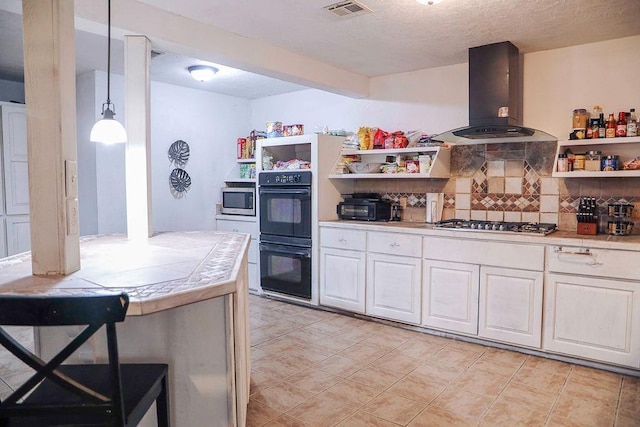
[6,215,30,255]
[320,247,366,313]
[319,227,367,313]
[422,260,479,335]
[216,217,259,292]
[544,245,640,368]
[366,252,421,324]
[0,218,6,258]
[479,266,543,348]
[544,273,640,368]
[1,103,29,215]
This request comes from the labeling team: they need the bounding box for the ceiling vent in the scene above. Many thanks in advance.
[323,1,372,18]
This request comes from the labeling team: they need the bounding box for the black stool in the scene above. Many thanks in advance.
[0,293,170,426]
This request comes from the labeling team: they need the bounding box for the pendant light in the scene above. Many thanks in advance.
[90,0,127,144]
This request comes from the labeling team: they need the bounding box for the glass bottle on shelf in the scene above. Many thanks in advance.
[627,108,638,137]
[616,112,627,137]
[605,113,616,138]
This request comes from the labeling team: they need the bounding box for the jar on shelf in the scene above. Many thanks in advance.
[556,153,568,172]
[572,109,588,130]
[585,150,602,171]
[602,155,619,171]
[573,154,586,171]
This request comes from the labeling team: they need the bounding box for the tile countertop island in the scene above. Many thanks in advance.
[0,231,251,427]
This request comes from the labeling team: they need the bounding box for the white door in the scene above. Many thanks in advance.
[320,247,366,313]
[366,253,421,324]
[422,259,479,335]
[6,215,30,255]
[479,266,543,348]
[1,105,29,215]
[0,217,6,258]
[544,273,640,368]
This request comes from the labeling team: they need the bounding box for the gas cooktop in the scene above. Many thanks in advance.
[434,219,557,235]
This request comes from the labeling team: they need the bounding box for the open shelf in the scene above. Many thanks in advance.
[236,158,256,163]
[328,145,450,179]
[552,136,640,178]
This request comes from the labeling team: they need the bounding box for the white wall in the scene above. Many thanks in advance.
[251,35,640,142]
[524,35,640,140]
[0,79,25,103]
[77,71,250,235]
[76,71,99,235]
[250,63,468,136]
[150,80,249,232]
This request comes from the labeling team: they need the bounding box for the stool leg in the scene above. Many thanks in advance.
[155,375,170,427]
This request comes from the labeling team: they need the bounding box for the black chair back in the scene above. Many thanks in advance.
[0,292,168,426]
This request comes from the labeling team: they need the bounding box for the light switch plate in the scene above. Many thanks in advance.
[65,160,78,198]
[66,198,79,236]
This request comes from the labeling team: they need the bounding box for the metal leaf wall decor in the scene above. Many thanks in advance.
[168,139,190,167]
[169,168,191,193]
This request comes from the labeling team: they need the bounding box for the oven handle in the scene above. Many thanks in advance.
[260,243,311,258]
[259,188,311,196]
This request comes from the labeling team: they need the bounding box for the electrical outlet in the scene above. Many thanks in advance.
[399,197,407,209]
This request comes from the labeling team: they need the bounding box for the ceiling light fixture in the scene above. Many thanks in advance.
[90,0,127,144]
[188,65,219,82]
[417,0,442,4]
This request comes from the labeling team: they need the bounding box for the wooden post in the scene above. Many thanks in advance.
[124,35,153,240]
[22,0,80,274]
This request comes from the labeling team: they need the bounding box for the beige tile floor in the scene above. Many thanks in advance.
[247,295,640,427]
[1,297,639,427]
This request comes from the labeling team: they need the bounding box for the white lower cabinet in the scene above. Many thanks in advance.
[0,217,6,258]
[6,215,30,256]
[479,267,543,347]
[544,273,640,368]
[320,247,366,313]
[422,260,479,335]
[366,252,421,324]
[216,217,259,292]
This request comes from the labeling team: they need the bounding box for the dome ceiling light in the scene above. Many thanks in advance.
[188,65,219,82]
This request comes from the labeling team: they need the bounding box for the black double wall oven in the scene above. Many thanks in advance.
[259,171,313,299]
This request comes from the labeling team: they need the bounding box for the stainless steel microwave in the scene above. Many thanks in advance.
[221,187,255,216]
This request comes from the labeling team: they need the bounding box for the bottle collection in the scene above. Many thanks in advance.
[571,106,637,140]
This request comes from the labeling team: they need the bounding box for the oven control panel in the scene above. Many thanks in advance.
[259,171,312,186]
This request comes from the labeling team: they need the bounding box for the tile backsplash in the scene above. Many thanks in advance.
[353,141,640,232]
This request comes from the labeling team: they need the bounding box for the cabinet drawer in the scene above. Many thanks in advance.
[216,219,258,240]
[367,232,422,258]
[424,237,544,271]
[320,227,366,251]
[547,246,640,281]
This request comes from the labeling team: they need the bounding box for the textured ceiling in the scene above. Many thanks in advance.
[1,0,639,98]
[138,0,640,77]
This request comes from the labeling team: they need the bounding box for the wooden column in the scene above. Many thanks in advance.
[22,0,80,275]
[124,35,153,240]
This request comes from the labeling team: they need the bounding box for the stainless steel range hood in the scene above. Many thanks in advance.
[433,42,556,145]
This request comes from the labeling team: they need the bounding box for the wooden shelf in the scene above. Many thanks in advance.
[552,136,640,178]
[330,145,450,179]
[236,158,256,164]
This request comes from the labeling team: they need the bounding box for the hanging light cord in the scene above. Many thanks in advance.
[106,0,112,107]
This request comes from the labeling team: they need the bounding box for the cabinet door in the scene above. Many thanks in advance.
[1,105,29,215]
[366,253,421,324]
[479,267,543,348]
[544,273,640,368]
[6,215,30,256]
[422,260,479,335]
[248,262,259,293]
[320,247,366,313]
[0,217,6,258]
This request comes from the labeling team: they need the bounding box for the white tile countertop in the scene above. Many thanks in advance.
[319,220,640,251]
[0,231,251,315]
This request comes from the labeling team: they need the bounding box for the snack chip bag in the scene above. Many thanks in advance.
[358,127,371,150]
